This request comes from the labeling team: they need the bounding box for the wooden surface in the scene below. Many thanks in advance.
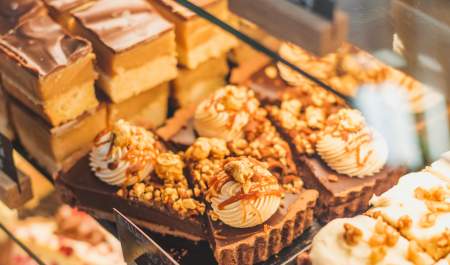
[0,170,32,209]
[229,0,348,56]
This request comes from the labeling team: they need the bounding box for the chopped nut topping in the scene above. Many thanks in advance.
[155,152,185,183]
[414,186,446,202]
[369,246,387,265]
[343,223,363,246]
[264,66,278,79]
[397,215,412,231]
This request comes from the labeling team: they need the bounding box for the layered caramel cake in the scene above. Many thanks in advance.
[107,82,169,129]
[0,0,46,34]
[150,0,237,69]
[0,15,98,126]
[173,55,228,108]
[9,97,107,177]
[61,120,207,241]
[71,0,177,103]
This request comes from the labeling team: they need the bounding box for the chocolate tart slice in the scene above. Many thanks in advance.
[59,121,206,241]
[249,65,406,223]
[187,156,318,265]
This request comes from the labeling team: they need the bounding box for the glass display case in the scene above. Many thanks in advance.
[0,0,449,264]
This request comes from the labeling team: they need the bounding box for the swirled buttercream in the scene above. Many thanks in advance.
[89,120,159,186]
[316,109,388,178]
[194,85,259,141]
[208,157,282,228]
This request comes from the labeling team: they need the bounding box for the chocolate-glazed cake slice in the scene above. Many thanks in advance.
[0,15,98,126]
[59,120,207,241]
[71,0,177,103]
[249,65,406,223]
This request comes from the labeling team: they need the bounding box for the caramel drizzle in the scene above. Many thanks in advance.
[344,131,373,168]
[218,189,283,210]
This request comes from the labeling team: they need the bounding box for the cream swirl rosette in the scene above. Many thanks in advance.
[316,109,388,178]
[90,120,159,186]
[194,85,259,141]
[208,157,282,228]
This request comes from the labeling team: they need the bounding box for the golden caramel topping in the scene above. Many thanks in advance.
[397,215,412,231]
[343,223,363,246]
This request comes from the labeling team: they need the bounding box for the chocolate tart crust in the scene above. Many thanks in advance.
[208,190,318,265]
[58,156,206,241]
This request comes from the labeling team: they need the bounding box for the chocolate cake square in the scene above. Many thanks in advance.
[71,0,177,102]
[0,15,98,126]
[43,0,94,29]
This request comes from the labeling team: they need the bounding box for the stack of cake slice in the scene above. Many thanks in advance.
[150,0,236,108]
[0,9,106,176]
[65,0,177,128]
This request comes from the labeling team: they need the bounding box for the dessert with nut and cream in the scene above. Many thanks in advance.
[369,172,450,260]
[308,216,434,265]
[265,78,405,223]
[64,120,206,241]
[191,156,318,265]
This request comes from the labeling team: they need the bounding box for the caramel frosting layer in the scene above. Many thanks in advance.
[316,109,388,178]
[73,0,173,53]
[0,15,92,76]
[0,0,45,34]
[208,157,282,228]
[310,216,434,265]
[194,85,259,141]
[90,120,160,186]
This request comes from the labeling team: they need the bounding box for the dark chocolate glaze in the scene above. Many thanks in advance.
[43,0,92,13]
[0,15,92,77]
[153,0,219,20]
[0,0,45,34]
[73,0,173,53]
[59,156,206,239]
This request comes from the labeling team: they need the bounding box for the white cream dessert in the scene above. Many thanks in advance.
[207,157,283,228]
[89,120,161,186]
[315,108,388,178]
[194,85,259,141]
[427,151,450,182]
[369,172,450,260]
[310,215,434,265]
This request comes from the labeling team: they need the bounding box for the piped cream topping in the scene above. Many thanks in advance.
[208,157,282,228]
[89,120,160,186]
[316,109,388,178]
[194,85,259,141]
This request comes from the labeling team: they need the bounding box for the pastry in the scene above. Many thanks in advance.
[369,171,450,260]
[71,0,177,103]
[173,55,228,108]
[265,74,405,223]
[12,207,125,265]
[9,96,107,177]
[0,15,98,126]
[0,0,46,34]
[107,82,169,129]
[150,0,237,69]
[186,155,317,265]
[308,215,434,265]
[43,0,94,29]
[61,120,206,241]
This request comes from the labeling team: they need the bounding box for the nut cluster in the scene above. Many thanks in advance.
[343,223,363,246]
[368,219,400,265]
[278,42,409,97]
[118,151,205,217]
[270,88,362,155]
[414,186,449,228]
